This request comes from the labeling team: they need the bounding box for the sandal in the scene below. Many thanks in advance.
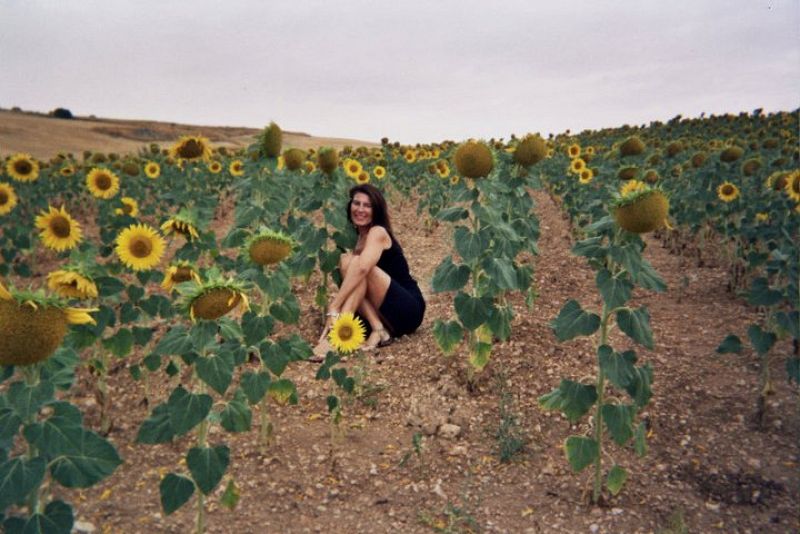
[363,328,393,351]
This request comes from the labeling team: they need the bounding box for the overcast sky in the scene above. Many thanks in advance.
[1,0,798,144]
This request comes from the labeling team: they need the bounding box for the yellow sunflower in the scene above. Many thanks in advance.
[59,165,76,177]
[343,158,363,179]
[35,205,83,251]
[717,182,740,202]
[450,174,460,185]
[86,168,120,199]
[569,158,586,174]
[161,217,200,241]
[436,163,450,179]
[161,262,201,291]
[144,161,161,179]
[579,168,593,184]
[115,197,139,217]
[169,135,212,161]
[0,183,18,216]
[115,224,166,271]
[620,180,647,197]
[755,212,769,223]
[304,161,316,173]
[47,269,98,299]
[355,170,370,185]
[567,144,581,158]
[785,170,800,202]
[208,161,223,174]
[328,312,366,354]
[6,153,40,182]
[403,149,417,164]
[229,159,245,177]
[373,165,386,179]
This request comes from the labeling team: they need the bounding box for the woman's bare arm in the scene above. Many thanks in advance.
[328,226,390,312]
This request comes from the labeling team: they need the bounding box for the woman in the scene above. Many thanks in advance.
[313,184,425,357]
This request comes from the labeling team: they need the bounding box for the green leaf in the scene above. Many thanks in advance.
[482,257,519,290]
[776,311,800,339]
[17,500,73,534]
[431,257,470,293]
[454,292,491,331]
[241,312,274,346]
[270,294,300,324]
[606,465,628,496]
[167,387,213,436]
[153,326,193,356]
[136,403,174,444]
[143,353,161,372]
[195,353,234,396]
[716,334,742,354]
[786,357,800,385]
[747,324,776,356]
[616,307,654,349]
[268,379,299,405]
[187,445,230,495]
[435,206,468,222]
[564,436,598,472]
[217,318,243,341]
[220,479,241,510]
[240,371,271,405]
[468,341,492,372]
[487,305,513,342]
[432,320,464,355]
[190,321,218,352]
[747,277,783,307]
[598,345,636,390]
[8,380,55,421]
[596,269,632,309]
[538,380,597,423]
[634,421,648,457]
[551,300,600,342]
[632,259,667,293]
[454,226,489,263]
[160,473,195,515]
[220,398,252,433]
[260,342,290,377]
[0,408,22,442]
[625,364,654,408]
[102,328,133,358]
[0,457,46,509]
[96,276,125,297]
[118,302,140,324]
[132,326,154,347]
[601,404,635,445]
[572,236,606,259]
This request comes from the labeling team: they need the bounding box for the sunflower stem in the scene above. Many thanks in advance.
[593,304,611,504]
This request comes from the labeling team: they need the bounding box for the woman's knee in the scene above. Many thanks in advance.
[339,253,353,274]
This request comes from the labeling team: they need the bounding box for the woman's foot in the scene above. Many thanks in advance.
[363,328,393,351]
[310,338,332,362]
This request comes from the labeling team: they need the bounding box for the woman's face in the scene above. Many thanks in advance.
[350,192,373,228]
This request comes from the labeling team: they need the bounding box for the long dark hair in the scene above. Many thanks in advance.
[346,184,400,247]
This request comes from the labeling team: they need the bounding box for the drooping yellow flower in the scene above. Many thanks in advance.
[115,224,166,271]
[169,135,213,161]
[35,205,83,251]
[304,161,316,173]
[47,270,98,299]
[343,158,363,179]
[6,153,40,182]
[115,197,139,217]
[436,162,450,179]
[188,286,250,321]
[161,217,199,241]
[355,170,370,185]
[86,168,120,199]
[229,159,245,177]
[144,161,161,179]
[161,262,201,291]
[328,312,366,354]
[208,161,223,174]
[59,165,76,177]
[373,165,386,179]
[717,182,740,202]
[620,180,647,197]
[0,183,18,216]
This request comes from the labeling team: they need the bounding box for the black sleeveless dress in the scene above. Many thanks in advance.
[373,236,425,337]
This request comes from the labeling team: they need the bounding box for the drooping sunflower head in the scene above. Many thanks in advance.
[765,171,789,192]
[169,135,213,161]
[283,148,306,171]
[115,197,139,217]
[161,208,201,241]
[717,181,740,202]
[612,188,670,234]
[690,152,707,168]
[617,165,639,181]
[720,146,744,163]
[373,165,387,179]
[35,205,83,252]
[59,165,76,177]
[740,158,762,176]
[304,161,316,173]
[343,158,363,179]
[436,162,450,179]
[208,161,223,174]
[567,143,581,158]
[454,141,494,179]
[317,147,339,175]
[259,122,283,158]
[666,141,684,157]
[229,159,245,177]
[643,169,660,184]
[161,261,201,291]
[182,276,250,321]
[514,134,547,167]
[86,167,121,199]
[785,170,800,202]
[619,136,646,157]
[246,228,294,267]
[328,312,366,354]
[115,223,166,271]
[0,182,18,216]
[6,153,40,182]
[450,174,460,186]
[0,280,96,366]
[47,268,98,300]
[144,161,161,179]
[619,179,647,197]
[121,161,140,177]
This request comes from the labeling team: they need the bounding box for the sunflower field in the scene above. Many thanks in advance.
[0,108,798,533]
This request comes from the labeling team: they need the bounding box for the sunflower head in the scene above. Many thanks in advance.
[666,141,683,158]
[643,169,660,184]
[283,148,306,171]
[454,141,494,179]
[328,312,366,354]
[122,161,140,177]
[785,170,800,202]
[0,182,18,216]
[144,161,161,179]
[619,136,646,157]
[182,275,250,321]
[59,165,76,177]
[161,261,201,291]
[612,188,670,234]
[304,161,316,173]
[762,138,780,150]
[717,182,740,202]
[513,134,547,167]
[740,158,761,176]
[617,166,639,181]
[161,208,201,241]
[259,122,283,158]
[317,147,339,175]
[567,144,581,158]
[35,205,83,252]
[403,149,417,164]
[86,168,121,199]
[169,135,213,161]
[578,169,593,184]
[208,161,223,174]
[355,171,370,185]
[246,228,294,267]
[570,158,587,174]
[373,165,386,179]
[115,223,166,271]
[690,152,707,168]
[343,158,363,179]
[6,153,40,182]
[720,146,744,163]
[765,171,789,191]
[47,268,98,300]
[115,197,139,217]
[229,159,245,177]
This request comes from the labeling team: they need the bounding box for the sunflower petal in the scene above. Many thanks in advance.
[0,280,12,300]
[65,307,98,325]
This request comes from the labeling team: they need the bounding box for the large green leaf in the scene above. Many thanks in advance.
[572,236,606,259]
[220,396,252,433]
[0,408,21,442]
[538,380,597,423]
[776,311,800,339]
[487,305,513,342]
[606,465,628,496]
[431,257,470,293]
[632,259,667,292]
[601,404,635,445]
[435,206,468,222]
[564,436,598,472]
[167,387,213,436]
[454,292,491,331]
[102,328,133,358]
[240,371,271,405]
[153,326,193,356]
[598,345,636,390]
[747,277,783,307]
[270,294,300,324]
[8,380,55,421]
[260,342,290,376]
[616,307,654,349]
[136,403,174,444]
[551,300,600,342]
[241,312,274,346]
[432,320,464,355]
[13,500,73,534]
[0,457,46,509]
[625,363,654,408]
[160,473,195,515]
[187,445,230,495]
[596,269,632,309]
[454,226,489,263]
[468,342,492,372]
[716,334,742,354]
[195,353,234,396]
[786,357,800,385]
[747,324,776,356]
[482,257,519,290]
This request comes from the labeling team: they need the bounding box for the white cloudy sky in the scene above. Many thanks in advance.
[1,0,798,144]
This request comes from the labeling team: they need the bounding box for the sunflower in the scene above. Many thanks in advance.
[612,188,669,234]
[59,165,76,177]
[785,170,800,202]
[229,159,245,177]
[6,153,40,182]
[579,169,593,184]
[304,161,316,173]
[436,162,450,179]
[246,228,294,266]
[567,144,581,158]
[161,261,201,291]
[765,171,789,191]
[620,180,647,197]
[47,269,98,299]
[161,210,200,241]
[585,146,596,156]
[513,134,547,167]
[403,149,417,164]
[755,212,769,223]
[717,182,740,202]
[86,167,120,199]
[355,170,370,185]
[144,161,161,179]
[569,158,586,174]
[183,279,250,321]
[111,197,138,217]
[35,205,83,251]
[454,141,493,179]
[0,183,18,216]
[328,312,366,354]
[373,165,386,179]
[208,161,223,174]
[343,158,363,179]
[115,224,166,271]
[450,175,460,185]
[169,135,213,161]
[283,148,305,171]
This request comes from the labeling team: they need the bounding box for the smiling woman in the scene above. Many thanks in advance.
[312,184,426,359]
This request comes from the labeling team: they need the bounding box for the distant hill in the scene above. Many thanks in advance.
[0,109,377,159]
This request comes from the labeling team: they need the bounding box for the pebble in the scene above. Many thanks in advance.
[438,423,462,439]
[73,521,96,534]
[589,524,599,533]
[746,457,762,470]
